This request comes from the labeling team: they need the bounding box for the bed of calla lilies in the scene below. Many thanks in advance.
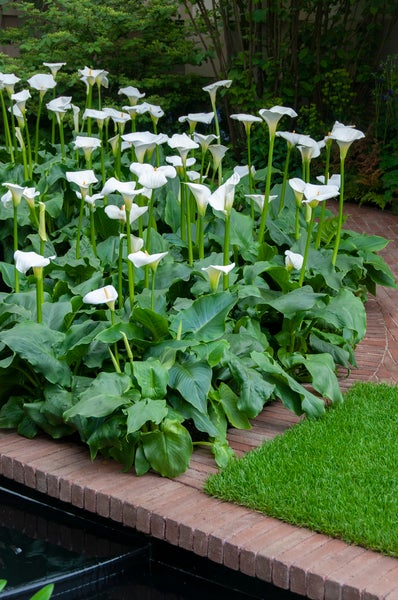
[0,67,396,478]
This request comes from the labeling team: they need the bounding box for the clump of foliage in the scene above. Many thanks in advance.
[0,67,396,479]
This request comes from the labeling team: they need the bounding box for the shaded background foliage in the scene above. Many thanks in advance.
[1,0,398,208]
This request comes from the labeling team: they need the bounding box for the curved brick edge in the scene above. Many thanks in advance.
[1,431,398,600]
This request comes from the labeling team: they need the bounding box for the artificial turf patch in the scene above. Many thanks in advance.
[204,382,398,556]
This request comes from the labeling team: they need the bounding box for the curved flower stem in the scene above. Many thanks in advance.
[295,205,301,241]
[0,90,14,161]
[117,233,124,309]
[23,114,33,179]
[298,207,315,286]
[278,144,292,214]
[124,206,135,307]
[34,268,44,324]
[151,269,157,310]
[13,204,19,292]
[332,157,345,266]
[89,204,97,255]
[258,132,275,244]
[223,212,231,290]
[196,214,204,259]
[75,196,85,259]
[34,96,43,165]
[315,141,332,249]
[58,118,66,160]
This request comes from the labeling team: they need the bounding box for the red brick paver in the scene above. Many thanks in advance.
[0,203,397,599]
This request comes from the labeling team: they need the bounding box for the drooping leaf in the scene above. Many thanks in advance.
[169,291,237,342]
[132,306,170,340]
[132,359,169,399]
[63,372,133,419]
[125,399,168,433]
[169,358,212,413]
[0,321,71,386]
[141,419,193,477]
[226,354,275,418]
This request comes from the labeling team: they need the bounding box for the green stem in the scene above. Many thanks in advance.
[258,132,275,244]
[332,157,345,266]
[125,206,135,307]
[13,203,19,292]
[34,96,43,165]
[223,211,231,290]
[76,195,85,259]
[117,232,124,309]
[298,208,315,286]
[0,90,14,161]
[278,145,292,214]
[89,204,97,255]
[315,141,332,249]
[35,270,44,324]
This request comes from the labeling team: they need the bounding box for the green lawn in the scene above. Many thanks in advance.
[204,382,398,557]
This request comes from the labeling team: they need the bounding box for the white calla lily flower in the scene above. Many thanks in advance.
[202,79,232,103]
[202,263,235,292]
[128,250,168,271]
[208,173,240,215]
[83,285,118,310]
[118,86,145,106]
[28,73,57,98]
[285,250,304,271]
[14,250,54,274]
[259,105,298,137]
[129,163,176,190]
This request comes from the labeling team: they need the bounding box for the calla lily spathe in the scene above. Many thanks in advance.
[185,182,211,216]
[46,96,72,123]
[302,182,340,208]
[201,263,235,292]
[128,250,168,271]
[11,89,31,115]
[83,285,118,310]
[28,73,57,97]
[118,86,145,105]
[167,133,199,162]
[43,62,66,78]
[66,169,98,198]
[285,250,304,271]
[0,73,20,96]
[259,105,298,137]
[330,121,365,160]
[3,183,25,206]
[14,250,54,274]
[202,79,232,103]
[194,133,218,152]
[208,173,240,214]
[129,163,177,190]
[105,203,148,224]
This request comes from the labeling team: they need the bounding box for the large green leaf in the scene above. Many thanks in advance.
[141,419,193,477]
[227,354,275,418]
[251,351,325,418]
[132,359,169,399]
[125,399,168,433]
[132,306,170,340]
[169,358,212,413]
[63,372,132,419]
[0,321,71,386]
[217,383,252,429]
[259,285,325,316]
[169,291,237,342]
[309,288,366,344]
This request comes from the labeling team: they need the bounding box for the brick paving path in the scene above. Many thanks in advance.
[0,202,397,599]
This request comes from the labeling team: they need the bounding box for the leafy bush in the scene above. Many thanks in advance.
[0,70,396,478]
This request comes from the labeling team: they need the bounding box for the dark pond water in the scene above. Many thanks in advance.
[0,476,301,599]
